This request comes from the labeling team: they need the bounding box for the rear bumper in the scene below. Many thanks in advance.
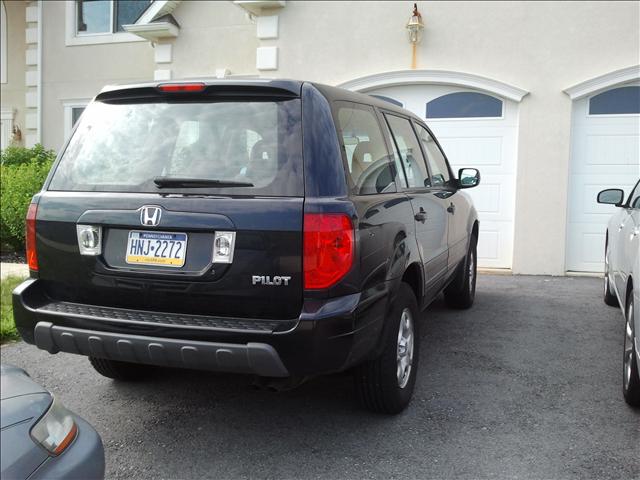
[34,321,290,377]
[13,279,389,377]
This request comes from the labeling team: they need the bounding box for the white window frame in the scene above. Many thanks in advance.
[1,1,7,83]
[1,107,14,149]
[63,99,90,140]
[65,0,146,46]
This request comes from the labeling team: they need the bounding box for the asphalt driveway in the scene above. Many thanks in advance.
[2,275,639,479]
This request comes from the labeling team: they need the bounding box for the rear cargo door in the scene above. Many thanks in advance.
[37,85,305,320]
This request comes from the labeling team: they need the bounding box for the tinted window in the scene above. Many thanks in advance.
[336,103,395,195]
[385,114,429,189]
[115,1,152,32]
[414,124,451,187]
[426,92,503,118]
[589,86,640,115]
[50,99,303,196]
[370,95,403,107]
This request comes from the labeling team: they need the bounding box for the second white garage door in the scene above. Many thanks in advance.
[566,82,640,273]
[367,84,519,269]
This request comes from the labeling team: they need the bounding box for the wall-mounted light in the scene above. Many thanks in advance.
[406,3,424,69]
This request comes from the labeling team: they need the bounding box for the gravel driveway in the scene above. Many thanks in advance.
[2,274,639,479]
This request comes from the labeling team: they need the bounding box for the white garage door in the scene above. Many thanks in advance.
[367,84,518,269]
[566,83,640,273]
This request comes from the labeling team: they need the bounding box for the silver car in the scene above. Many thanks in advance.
[599,180,640,407]
[0,364,105,479]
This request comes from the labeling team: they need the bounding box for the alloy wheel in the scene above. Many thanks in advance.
[624,298,635,390]
[397,308,414,389]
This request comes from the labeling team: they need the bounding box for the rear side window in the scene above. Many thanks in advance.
[384,114,429,189]
[335,102,396,195]
[414,123,452,187]
[49,99,303,196]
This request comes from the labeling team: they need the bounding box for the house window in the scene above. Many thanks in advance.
[76,0,151,35]
[64,101,90,140]
[426,92,503,119]
[589,86,640,115]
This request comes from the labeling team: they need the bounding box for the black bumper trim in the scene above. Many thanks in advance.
[34,321,290,377]
[35,300,296,334]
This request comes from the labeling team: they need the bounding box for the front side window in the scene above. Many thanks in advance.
[336,103,395,195]
[50,98,303,196]
[414,123,452,187]
[77,0,151,35]
[384,114,429,189]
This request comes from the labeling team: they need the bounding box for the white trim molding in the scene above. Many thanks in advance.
[339,70,529,102]
[122,22,179,42]
[0,107,14,149]
[234,1,285,16]
[136,0,181,25]
[564,65,640,100]
[0,1,7,84]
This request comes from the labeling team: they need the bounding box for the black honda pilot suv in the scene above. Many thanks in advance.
[13,79,480,414]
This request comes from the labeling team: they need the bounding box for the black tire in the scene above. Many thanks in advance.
[354,282,419,414]
[444,234,477,309]
[604,238,618,307]
[89,357,151,381]
[623,294,640,407]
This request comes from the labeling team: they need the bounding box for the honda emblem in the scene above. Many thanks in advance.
[140,206,162,227]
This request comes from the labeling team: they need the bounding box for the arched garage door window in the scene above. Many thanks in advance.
[426,92,503,119]
[588,86,640,115]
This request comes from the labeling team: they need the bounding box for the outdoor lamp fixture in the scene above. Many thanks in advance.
[406,3,424,69]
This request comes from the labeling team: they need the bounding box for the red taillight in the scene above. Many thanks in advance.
[303,213,354,289]
[25,203,38,271]
[157,83,206,93]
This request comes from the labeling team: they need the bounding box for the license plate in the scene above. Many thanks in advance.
[125,231,187,268]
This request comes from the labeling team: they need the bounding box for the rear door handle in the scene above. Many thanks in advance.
[447,203,456,214]
[414,208,427,222]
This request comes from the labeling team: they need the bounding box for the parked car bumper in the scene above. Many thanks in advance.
[28,415,105,480]
[13,279,389,377]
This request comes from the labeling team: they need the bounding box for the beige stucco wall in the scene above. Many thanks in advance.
[1,0,26,146]
[40,0,154,151]
[30,0,639,275]
[271,1,640,275]
[170,1,258,78]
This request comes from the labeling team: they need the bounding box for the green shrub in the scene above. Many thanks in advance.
[1,145,56,251]
[0,144,55,167]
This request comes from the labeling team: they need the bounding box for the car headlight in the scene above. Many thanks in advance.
[30,397,78,456]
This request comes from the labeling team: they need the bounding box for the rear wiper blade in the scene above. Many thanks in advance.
[153,177,254,188]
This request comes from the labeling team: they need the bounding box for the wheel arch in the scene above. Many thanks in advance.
[401,262,423,304]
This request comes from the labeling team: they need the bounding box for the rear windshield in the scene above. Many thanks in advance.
[49,98,303,196]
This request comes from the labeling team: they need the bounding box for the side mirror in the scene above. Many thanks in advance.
[457,168,480,189]
[597,188,624,206]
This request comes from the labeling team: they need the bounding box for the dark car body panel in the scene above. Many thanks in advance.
[0,365,105,480]
[14,78,478,378]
